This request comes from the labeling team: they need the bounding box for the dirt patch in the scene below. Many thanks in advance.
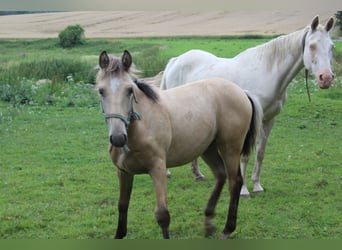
[0,11,336,38]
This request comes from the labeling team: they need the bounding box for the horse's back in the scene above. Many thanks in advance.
[164,77,252,126]
[161,49,220,89]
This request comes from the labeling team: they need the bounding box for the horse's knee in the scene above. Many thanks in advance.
[155,207,170,226]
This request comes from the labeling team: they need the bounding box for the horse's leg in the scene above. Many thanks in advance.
[115,169,134,239]
[201,143,226,237]
[166,168,171,178]
[220,151,243,239]
[167,159,206,180]
[149,165,171,239]
[240,155,250,199]
[252,118,274,194]
[191,158,206,181]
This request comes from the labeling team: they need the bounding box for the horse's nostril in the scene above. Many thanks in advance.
[109,135,115,145]
[319,74,324,81]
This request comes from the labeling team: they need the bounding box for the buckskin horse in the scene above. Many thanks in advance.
[95,50,262,238]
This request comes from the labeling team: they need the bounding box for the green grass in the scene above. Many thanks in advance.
[0,37,341,239]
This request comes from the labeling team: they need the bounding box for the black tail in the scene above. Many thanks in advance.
[241,94,263,157]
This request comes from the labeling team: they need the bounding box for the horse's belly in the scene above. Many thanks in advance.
[165,127,215,167]
[165,145,208,168]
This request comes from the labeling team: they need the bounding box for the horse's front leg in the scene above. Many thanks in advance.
[252,118,275,194]
[149,164,170,239]
[115,168,134,239]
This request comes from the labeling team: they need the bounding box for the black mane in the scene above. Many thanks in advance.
[134,79,159,102]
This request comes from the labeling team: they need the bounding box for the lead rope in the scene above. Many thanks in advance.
[122,93,140,152]
[305,69,311,102]
[302,31,311,103]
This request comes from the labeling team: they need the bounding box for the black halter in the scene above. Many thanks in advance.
[101,92,141,128]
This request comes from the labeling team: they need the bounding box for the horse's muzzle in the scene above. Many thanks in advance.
[317,70,334,89]
[110,133,127,147]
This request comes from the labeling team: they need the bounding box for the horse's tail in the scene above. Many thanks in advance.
[241,92,263,157]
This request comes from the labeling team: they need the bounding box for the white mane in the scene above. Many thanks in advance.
[251,27,309,71]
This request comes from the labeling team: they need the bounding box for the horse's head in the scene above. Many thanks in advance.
[303,15,335,89]
[96,50,137,147]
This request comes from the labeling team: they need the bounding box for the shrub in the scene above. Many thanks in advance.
[58,24,85,48]
[0,78,37,105]
[0,58,95,84]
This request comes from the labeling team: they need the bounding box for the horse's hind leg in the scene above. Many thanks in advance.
[252,118,274,194]
[240,154,251,199]
[191,158,206,181]
[220,151,243,239]
[201,143,227,237]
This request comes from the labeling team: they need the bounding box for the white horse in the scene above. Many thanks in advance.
[161,16,335,198]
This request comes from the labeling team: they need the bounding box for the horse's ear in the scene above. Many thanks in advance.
[311,15,319,31]
[325,17,335,32]
[122,50,132,71]
[99,51,110,69]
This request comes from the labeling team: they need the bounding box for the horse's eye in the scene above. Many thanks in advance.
[99,88,105,97]
[309,44,317,51]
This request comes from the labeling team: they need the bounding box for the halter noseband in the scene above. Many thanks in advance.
[101,92,141,128]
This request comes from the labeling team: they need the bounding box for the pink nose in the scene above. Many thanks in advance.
[317,71,334,89]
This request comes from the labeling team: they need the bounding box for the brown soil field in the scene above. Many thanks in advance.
[0,10,337,38]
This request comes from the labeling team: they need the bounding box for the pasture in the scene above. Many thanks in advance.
[0,37,341,239]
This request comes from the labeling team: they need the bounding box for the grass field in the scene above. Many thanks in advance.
[0,37,341,239]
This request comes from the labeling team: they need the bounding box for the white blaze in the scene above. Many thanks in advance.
[110,78,121,93]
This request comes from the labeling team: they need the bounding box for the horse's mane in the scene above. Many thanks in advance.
[251,27,309,70]
[134,79,159,103]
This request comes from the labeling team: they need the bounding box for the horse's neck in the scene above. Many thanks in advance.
[133,84,162,118]
[237,28,307,95]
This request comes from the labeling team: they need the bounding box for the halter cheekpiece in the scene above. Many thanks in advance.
[101,90,141,128]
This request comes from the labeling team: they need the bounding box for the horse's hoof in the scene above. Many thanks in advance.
[240,185,250,199]
[252,190,264,196]
[218,233,230,239]
[204,221,216,237]
[240,193,251,200]
[205,225,216,237]
[195,175,206,181]
[252,183,264,194]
